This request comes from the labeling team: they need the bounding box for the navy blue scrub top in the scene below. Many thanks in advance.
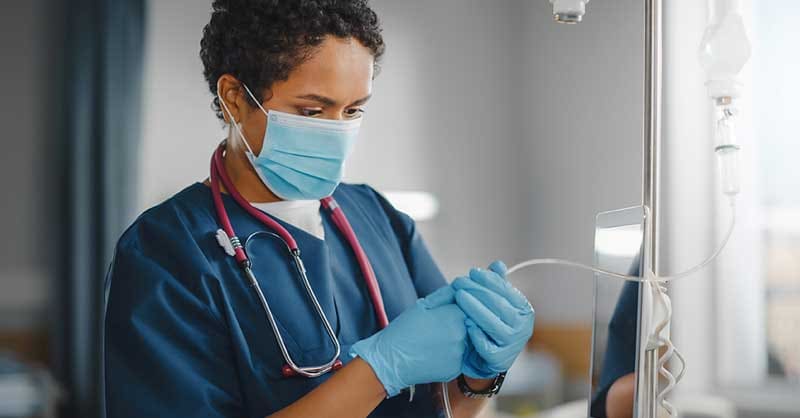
[104,183,448,418]
[590,281,639,418]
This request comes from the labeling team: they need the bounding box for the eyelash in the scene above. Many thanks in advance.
[299,108,365,118]
[298,108,320,117]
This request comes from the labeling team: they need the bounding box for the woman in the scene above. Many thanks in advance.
[104,1,534,417]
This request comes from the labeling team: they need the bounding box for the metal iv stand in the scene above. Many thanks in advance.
[638,0,663,417]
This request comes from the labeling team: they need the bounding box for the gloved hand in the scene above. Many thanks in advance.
[453,261,535,378]
[349,285,467,397]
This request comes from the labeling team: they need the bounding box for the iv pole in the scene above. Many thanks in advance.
[639,1,663,418]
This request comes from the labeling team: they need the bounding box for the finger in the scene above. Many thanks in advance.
[450,276,472,292]
[488,260,508,277]
[469,268,530,311]
[466,320,495,354]
[456,290,514,345]
[452,279,524,327]
[466,321,505,373]
[419,285,455,309]
[462,322,497,379]
[468,268,510,297]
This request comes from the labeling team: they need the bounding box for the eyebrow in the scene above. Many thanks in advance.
[296,94,372,107]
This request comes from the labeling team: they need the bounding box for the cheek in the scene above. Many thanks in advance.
[241,116,268,154]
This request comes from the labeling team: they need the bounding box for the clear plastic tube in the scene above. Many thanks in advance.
[507,203,736,282]
[440,382,453,418]
[715,105,741,198]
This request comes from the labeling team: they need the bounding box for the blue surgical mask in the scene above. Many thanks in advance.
[218,84,361,200]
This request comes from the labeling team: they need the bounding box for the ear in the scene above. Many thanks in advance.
[217,74,243,124]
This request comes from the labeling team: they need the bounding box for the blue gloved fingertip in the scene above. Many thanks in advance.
[451,276,471,291]
[488,260,508,277]
[469,266,507,284]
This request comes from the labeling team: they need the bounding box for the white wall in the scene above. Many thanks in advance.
[139,0,646,325]
[138,1,222,210]
[360,0,532,278]
[663,0,718,393]
[514,0,644,323]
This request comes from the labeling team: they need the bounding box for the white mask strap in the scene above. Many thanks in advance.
[242,83,270,116]
[217,87,256,156]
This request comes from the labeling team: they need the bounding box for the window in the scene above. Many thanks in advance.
[755,0,800,383]
[763,214,800,380]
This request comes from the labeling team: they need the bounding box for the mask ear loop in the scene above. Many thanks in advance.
[217,82,257,157]
[242,83,271,116]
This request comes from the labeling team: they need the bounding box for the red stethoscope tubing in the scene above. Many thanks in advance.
[320,198,389,329]
[210,143,390,340]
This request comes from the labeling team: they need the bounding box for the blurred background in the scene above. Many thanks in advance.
[0,0,797,417]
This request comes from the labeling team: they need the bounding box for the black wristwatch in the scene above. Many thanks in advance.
[456,372,507,399]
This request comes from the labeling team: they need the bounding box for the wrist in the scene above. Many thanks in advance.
[350,337,401,397]
[456,373,507,399]
[349,357,389,400]
[463,376,494,392]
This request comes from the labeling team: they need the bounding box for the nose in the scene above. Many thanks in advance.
[324,108,349,121]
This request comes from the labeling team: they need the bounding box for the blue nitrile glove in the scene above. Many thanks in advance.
[453,261,535,378]
[349,285,467,397]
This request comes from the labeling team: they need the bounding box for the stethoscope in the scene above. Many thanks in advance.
[209,142,389,378]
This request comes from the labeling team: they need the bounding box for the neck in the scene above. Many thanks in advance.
[222,137,282,204]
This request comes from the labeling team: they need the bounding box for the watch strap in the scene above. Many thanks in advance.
[456,372,507,399]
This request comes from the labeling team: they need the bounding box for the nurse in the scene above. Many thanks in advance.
[104,1,534,417]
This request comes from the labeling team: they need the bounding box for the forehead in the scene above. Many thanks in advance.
[272,37,375,100]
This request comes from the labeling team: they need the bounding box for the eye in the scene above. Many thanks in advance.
[345,108,365,119]
[300,108,323,117]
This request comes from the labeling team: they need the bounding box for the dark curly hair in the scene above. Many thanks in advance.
[200,0,385,120]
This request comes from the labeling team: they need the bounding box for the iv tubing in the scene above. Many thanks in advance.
[507,202,736,282]
[440,382,453,418]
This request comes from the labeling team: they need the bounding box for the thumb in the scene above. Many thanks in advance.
[419,285,455,309]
